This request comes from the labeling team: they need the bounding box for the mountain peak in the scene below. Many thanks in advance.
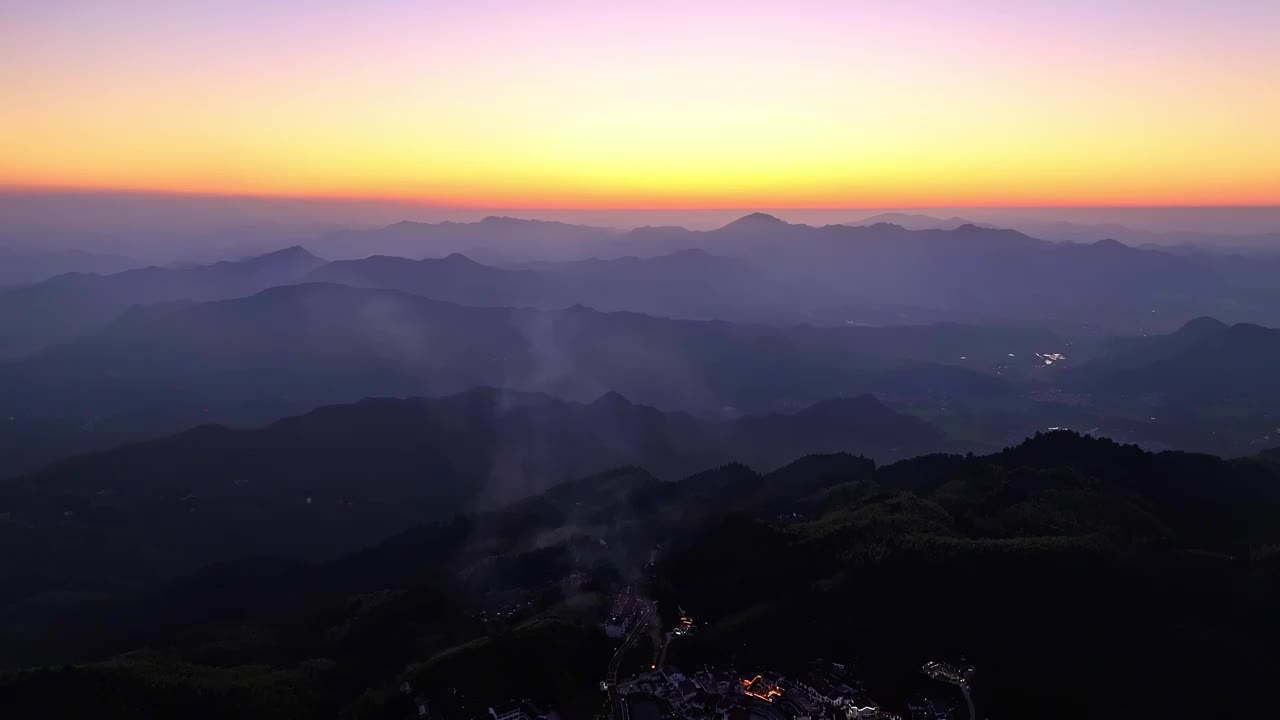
[1092,237,1128,250]
[246,245,320,264]
[720,212,788,231]
[1175,316,1228,337]
[1222,322,1277,342]
[849,213,981,231]
[590,391,635,410]
[438,252,482,266]
[479,215,560,227]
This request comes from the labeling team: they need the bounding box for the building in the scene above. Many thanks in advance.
[741,676,782,703]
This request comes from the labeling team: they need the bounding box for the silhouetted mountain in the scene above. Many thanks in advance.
[964,216,1280,253]
[306,252,547,307]
[527,249,782,320]
[1178,315,1232,336]
[0,246,324,359]
[845,213,991,231]
[305,249,772,322]
[1080,321,1280,411]
[3,386,939,518]
[305,213,1280,333]
[716,212,790,232]
[0,283,1033,465]
[1077,316,1229,373]
[313,217,619,262]
[0,247,140,286]
[604,214,1280,333]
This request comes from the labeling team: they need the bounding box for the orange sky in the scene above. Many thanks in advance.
[3,1,1278,207]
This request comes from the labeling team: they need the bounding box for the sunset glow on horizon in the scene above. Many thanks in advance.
[4,0,1279,208]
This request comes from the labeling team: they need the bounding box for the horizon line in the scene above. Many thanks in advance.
[3,184,1278,211]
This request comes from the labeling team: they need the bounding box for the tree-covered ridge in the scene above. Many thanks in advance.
[658,434,1280,720]
[2,432,1278,719]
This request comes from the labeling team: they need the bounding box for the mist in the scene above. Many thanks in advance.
[3,190,1279,262]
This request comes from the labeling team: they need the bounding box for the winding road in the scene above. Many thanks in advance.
[606,602,654,720]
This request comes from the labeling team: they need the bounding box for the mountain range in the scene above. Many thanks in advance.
[0,246,324,359]
[1,255,1279,476]
[4,213,1279,360]
[846,212,1280,253]
[0,246,140,286]
[0,280,1068,471]
[295,211,1280,335]
[1,203,1278,720]
[592,214,1280,333]
[0,387,943,661]
[845,212,995,231]
[311,216,621,262]
[306,248,782,323]
[1068,317,1280,416]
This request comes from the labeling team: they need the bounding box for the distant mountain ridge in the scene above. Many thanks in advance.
[845,212,995,231]
[0,247,141,286]
[604,213,1280,333]
[1073,319,1280,412]
[0,246,324,359]
[312,216,620,262]
[0,281,1041,440]
[305,248,767,321]
[0,279,1086,476]
[306,252,547,308]
[845,213,1280,253]
[26,213,1267,339]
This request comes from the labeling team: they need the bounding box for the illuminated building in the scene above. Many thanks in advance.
[740,676,783,703]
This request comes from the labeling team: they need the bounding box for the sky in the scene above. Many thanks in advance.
[3,0,1279,208]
